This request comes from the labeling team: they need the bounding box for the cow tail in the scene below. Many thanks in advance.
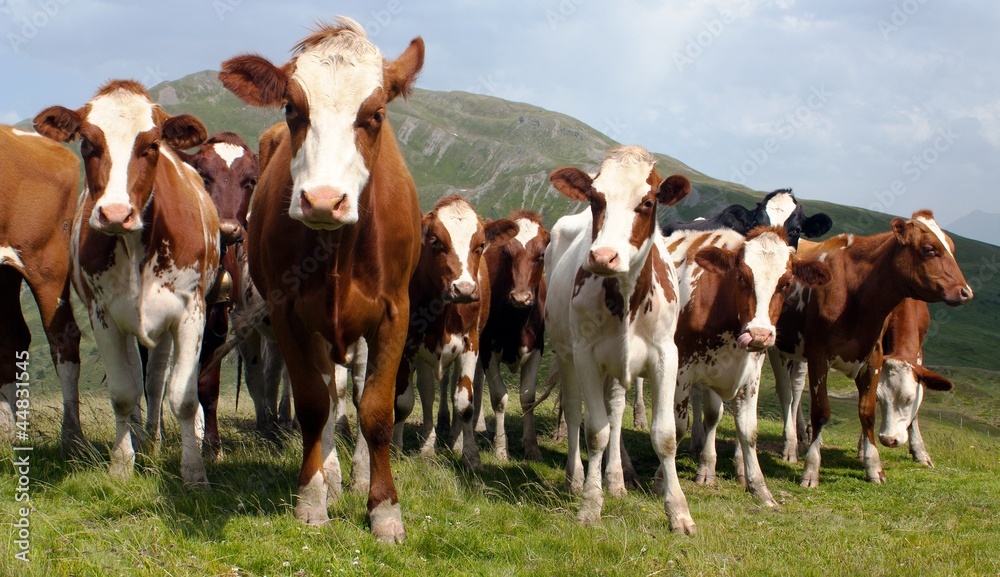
[236,353,243,413]
[523,361,560,412]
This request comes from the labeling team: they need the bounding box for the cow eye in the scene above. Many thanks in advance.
[246,178,257,188]
[80,137,93,156]
[922,245,936,257]
[372,109,385,125]
[284,103,297,119]
[142,140,160,157]
[637,198,655,212]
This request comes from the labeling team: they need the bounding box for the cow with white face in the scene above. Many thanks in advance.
[545,146,695,533]
[394,196,517,469]
[664,226,830,505]
[34,80,220,486]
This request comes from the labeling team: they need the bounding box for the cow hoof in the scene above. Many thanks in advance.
[694,469,716,486]
[369,501,406,544]
[109,460,134,480]
[494,446,509,462]
[577,496,603,525]
[651,476,665,496]
[204,443,224,464]
[182,463,209,488]
[782,447,799,463]
[800,470,820,488]
[735,474,747,489]
[523,444,542,462]
[914,454,934,468]
[867,469,886,484]
[463,452,482,471]
[669,516,697,536]
[633,413,648,432]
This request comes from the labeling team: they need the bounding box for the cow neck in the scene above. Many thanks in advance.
[615,230,658,384]
[831,232,908,351]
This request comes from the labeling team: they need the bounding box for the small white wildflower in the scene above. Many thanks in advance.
[302,546,310,551]
[282,561,291,568]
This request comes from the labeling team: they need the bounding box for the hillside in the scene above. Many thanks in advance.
[12,71,1000,371]
[948,210,1000,247]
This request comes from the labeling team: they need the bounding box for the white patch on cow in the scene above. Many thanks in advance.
[831,355,863,378]
[589,146,657,274]
[85,89,156,228]
[287,21,383,227]
[11,128,43,138]
[514,218,540,247]
[914,216,953,256]
[213,142,245,168]
[877,357,922,446]
[764,192,796,227]
[437,201,480,287]
[742,231,793,338]
[0,245,25,270]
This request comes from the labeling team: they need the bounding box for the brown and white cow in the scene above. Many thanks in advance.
[771,211,972,487]
[393,196,517,468]
[219,18,424,542]
[876,298,954,466]
[474,210,549,462]
[664,226,830,505]
[0,125,84,455]
[175,131,259,460]
[34,80,220,485]
[545,146,695,533]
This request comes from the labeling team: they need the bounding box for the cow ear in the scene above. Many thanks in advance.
[219,54,288,108]
[33,106,82,143]
[792,258,832,286]
[657,174,691,206]
[421,211,436,238]
[550,167,593,202]
[485,218,519,246]
[695,246,737,274]
[801,212,833,238]
[914,365,954,391]
[162,114,208,150]
[384,37,425,102]
[891,217,910,244]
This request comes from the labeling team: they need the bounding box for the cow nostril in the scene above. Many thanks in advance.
[961,286,973,300]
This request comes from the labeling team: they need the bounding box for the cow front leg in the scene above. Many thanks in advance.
[92,322,144,480]
[575,350,608,525]
[632,376,648,431]
[484,353,510,461]
[167,306,210,487]
[770,350,801,461]
[603,378,628,498]
[415,360,438,457]
[733,373,776,506]
[558,354,584,494]
[519,349,543,461]
[452,350,481,469]
[143,338,173,455]
[856,357,885,483]
[351,348,371,492]
[649,345,695,535]
[908,417,933,467]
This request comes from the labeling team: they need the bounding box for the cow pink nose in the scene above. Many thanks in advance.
[588,248,620,272]
[301,187,350,221]
[450,280,479,303]
[740,327,775,350]
[960,285,974,301]
[97,203,137,232]
[509,290,534,308]
[878,434,900,448]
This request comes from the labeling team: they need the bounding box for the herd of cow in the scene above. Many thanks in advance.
[0,18,975,543]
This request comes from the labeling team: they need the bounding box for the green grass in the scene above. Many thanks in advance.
[3,351,999,576]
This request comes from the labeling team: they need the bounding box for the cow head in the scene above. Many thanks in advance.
[550,146,691,277]
[759,190,833,249]
[177,132,258,245]
[877,358,953,447]
[421,196,517,304]
[219,17,424,230]
[890,210,973,306]
[695,227,832,351]
[499,211,550,309]
[34,80,208,235]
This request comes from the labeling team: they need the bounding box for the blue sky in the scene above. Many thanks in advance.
[2,0,998,226]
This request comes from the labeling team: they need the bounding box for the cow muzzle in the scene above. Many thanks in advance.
[943,284,974,306]
[297,186,354,228]
[878,431,907,448]
[219,219,244,246]
[586,248,621,276]
[448,280,480,303]
[94,203,140,234]
[509,290,535,309]
[737,327,775,351]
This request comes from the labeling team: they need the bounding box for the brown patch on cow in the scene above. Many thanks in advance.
[573,266,591,298]
[603,278,626,320]
[94,79,150,99]
[590,192,607,241]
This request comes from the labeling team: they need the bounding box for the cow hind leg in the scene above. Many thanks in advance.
[695,387,723,486]
[801,360,831,488]
[415,361,438,457]
[351,354,371,493]
[144,338,173,455]
[632,376,648,431]
[558,356,584,494]
[0,270,30,443]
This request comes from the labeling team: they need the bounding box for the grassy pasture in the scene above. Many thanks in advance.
[2,343,999,576]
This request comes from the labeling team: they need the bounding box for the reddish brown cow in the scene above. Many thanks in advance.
[34,80,220,485]
[393,196,517,468]
[0,125,83,455]
[772,211,972,487]
[474,210,549,462]
[176,132,259,460]
[219,18,424,542]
